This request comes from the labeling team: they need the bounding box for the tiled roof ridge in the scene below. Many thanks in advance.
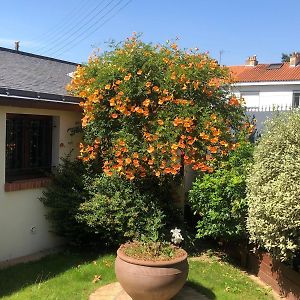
[0,46,79,66]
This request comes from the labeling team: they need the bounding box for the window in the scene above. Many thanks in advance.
[6,114,53,182]
[241,92,260,108]
[293,92,300,108]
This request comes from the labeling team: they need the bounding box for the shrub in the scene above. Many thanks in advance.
[188,141,253,241]
[76,175,179,247]
[247,111,300,261]
[40,157,92,245]
[67,35,250,180]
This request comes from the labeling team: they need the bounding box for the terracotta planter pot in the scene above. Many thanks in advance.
[115,247,189,300]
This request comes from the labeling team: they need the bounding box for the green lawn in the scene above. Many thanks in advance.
[0,251,274,300]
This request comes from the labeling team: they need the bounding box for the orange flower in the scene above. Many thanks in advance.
[133,152,139,159]
[211,114,217,120]
[124,73,132,81]
[155,170,161,177]
[105,84,111,90]
[143,99,151,107]
[111,113,118,119]
[210,137,218,144]
[147,145,155,153]
[183,118,193,128]
[145,81,152,88]
[208,146,218,154]
[171,144,178,150]
[173,117,182,127]
[115,151,121,157]
[115,80,122,85]
[137,69,143,75]
[135,107,144,114]
[153,86,160,92]
[229,97,239,106]
[104,169,113,176]
[148,159,154,165]
[170,72,176,80]
[157,119,164,126]
[109,98,115,106]
[158,98,165,105]
[125,157,132,165]
[220,140,229,147]
[171,43,177,50]
[133,159,140,167]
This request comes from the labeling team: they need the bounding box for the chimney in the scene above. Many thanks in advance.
[290,52,300,67]
[245,55,258,66]
[15,41,20,51]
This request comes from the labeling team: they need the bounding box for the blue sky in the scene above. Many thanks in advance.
[1,0,299,65]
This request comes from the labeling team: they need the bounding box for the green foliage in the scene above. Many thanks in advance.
[40,157,92,245]
[41,156,181,247]
[188,141,253,241]
[76,174,180,247]
[247,111,300,261]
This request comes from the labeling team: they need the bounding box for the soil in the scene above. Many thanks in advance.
[120,241,186,262]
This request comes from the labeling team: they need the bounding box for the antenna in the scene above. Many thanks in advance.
[219,50,224,65]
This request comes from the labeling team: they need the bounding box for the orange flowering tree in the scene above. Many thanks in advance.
[68,36,250,181]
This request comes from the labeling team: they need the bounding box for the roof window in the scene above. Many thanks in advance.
[267,63,283,70]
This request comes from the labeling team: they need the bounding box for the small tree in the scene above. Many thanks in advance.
[247,111,300,261]
[68,35,250,180]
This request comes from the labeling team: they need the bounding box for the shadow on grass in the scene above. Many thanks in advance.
[0,249,108,298]
[187,280,216,299]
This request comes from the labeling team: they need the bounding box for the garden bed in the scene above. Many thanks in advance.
[247,252,300,300]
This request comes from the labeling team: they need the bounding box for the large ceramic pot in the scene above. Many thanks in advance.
[115,246,189,300]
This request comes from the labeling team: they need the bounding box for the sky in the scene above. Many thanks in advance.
[1,0,300,66]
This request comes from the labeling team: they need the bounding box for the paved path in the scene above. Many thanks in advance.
[89,282,209,300]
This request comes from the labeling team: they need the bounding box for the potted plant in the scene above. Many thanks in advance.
[115,228,189,300]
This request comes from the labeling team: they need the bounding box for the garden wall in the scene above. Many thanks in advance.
[247,252,300,300]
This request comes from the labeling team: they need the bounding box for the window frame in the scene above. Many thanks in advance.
[5,113,53,182]
[292,91,300,108]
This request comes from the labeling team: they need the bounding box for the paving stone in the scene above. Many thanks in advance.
[89,282,209,300]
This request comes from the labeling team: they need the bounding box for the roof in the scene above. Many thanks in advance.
[0,47,80,103]
[229,62,300,83]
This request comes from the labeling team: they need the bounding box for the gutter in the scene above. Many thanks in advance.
[0,87,81,105]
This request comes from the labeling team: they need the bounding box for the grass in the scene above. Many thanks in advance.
[188,254,274,300]
[0,250,274,300]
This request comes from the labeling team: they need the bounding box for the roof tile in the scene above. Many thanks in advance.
[229,63,300,82]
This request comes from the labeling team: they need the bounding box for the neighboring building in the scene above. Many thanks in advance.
[229,53,300,110]
[0,46,82,263]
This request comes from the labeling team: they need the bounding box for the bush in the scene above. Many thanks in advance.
[76,175,179,247]
[41,157,181,247]
[68,35,249,180]
[40,157,92,245]
[247,111,300,261]
[188,141,253,242]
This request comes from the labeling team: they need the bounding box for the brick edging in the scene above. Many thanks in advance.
[4,177,52,192]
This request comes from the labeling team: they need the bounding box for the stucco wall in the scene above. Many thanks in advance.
[0,105,81,263]
[232,84,300,108]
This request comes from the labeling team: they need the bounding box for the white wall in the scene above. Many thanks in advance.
[0,106,81,263]
[232,84,300,109]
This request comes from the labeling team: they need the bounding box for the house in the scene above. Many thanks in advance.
[229,53,300,109]
[0,46,82,264]
[229,53,300,130]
